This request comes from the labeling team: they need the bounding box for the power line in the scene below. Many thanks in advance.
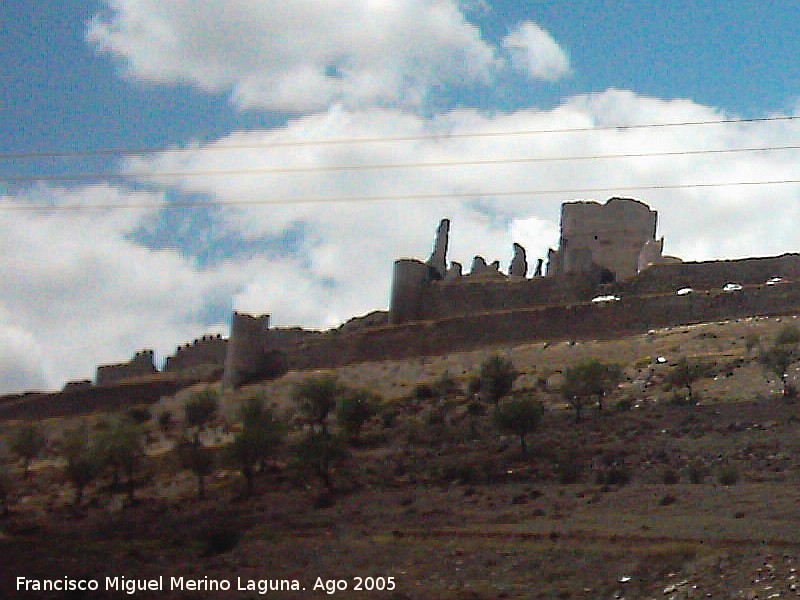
[2,114,799,161]
[3,143,800,182]
[4,178,800,210]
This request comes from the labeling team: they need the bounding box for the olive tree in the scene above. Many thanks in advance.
[562,360,623,422]
[292,431,349,493]
[63,424,100,508]
[184,388,219,443]
[294,375,342,434]
[0,464,11,516]
[666,357,707,402]
[493,395,544,455]
[336,390,377,443]
[228,397,286,497]
[10,423,46,479]
[96,419,144,501]
[478,355,518,405]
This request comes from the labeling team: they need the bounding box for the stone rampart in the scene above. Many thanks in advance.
[164,334,227,372]
[222,313,293,388]
[618,254,800,296]
[95,349,157,387]
[416,274,598,320]
[0,380,184,420]
[286,281,800,369]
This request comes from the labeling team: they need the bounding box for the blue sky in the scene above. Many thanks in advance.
[2,0,800,393]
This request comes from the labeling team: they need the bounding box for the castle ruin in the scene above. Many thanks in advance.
[546,197,681,281]
[71,197,800,393]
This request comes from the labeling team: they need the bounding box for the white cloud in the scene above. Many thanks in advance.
[87,0,502,111]
[0,185,238,394]
[503,21,570,81]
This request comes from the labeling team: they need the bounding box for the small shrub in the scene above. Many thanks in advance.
[441,463,478,485]
[662,468,680,485]
[125,406,151,425]
[158,410,174,432]
[744,333,760,355]
[466,375,481,397]
[557,452,583,484]
[201,527,241,555]
[599,466,631,486]
[185,389,219,437]
[10,423,47,478]
[717,466,740,486]
[776,324,800,346]
[381,408,398,429]
[337,390,377,442]
[687,461,707,484]
[413,383,436,401]
[659,494,677,506]
[668,392,693,407]
[615,398,634,412]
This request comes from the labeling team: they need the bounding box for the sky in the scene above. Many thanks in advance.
[2,1,800,394]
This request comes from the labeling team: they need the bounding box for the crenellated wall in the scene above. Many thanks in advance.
[95,349,157,387]
[164,334,227,373]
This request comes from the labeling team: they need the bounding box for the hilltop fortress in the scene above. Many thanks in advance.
[16,197,800,407]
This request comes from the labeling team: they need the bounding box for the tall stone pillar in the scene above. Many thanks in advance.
[509,243,528,277]
[425,218,450,280]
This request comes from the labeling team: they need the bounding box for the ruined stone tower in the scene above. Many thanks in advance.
[222,313,272,388]
[546,197,678,282]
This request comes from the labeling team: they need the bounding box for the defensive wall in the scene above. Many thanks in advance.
[22,197,800,400]
[414,271,599,321]
[284,280,800,369]
[617,254,800,296]
[163,334,227,373]
[95,349,157,387]
[0,380,185,420]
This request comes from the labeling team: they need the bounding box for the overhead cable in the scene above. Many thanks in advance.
[1,114,799,160]
[4,178,800,210]
[3,143,800,182]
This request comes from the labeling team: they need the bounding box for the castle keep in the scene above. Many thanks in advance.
[75,198,800,391]
[547,197,681,281]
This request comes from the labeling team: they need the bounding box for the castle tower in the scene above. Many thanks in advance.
[388,259,430,325]
[222,312,272,389]
[547,197,672,282]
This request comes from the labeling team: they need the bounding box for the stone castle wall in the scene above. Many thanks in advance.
[0,380,185,420]
[415,273,598,321]
[95,350,157,387]
[285,280,800,370]
[164,334,227,373]
[618,254,800,296]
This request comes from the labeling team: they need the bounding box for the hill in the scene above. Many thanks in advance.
[4,314,800,598]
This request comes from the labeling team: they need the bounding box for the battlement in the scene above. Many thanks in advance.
[95,348,157,387]
[164,334,227,373]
